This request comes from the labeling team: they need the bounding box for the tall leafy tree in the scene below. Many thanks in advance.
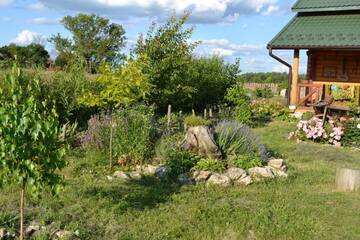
[0,65,67,240]
[50,14,126,72]
[135,14,199,112]
[0,43,49,68]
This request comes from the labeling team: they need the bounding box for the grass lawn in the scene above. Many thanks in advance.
[1,121,359,239]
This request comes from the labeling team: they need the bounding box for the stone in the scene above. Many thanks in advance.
[181,126,222,159]
[25,222,40,236]
[192,170,212,183]
[113,171,130,180]
[266,166,288,178]
[267,158,284,169]
[177,174,195,185]
[225,167,247,181]
[128,172,142,180]
[51,230,75,240]
[206,173,232,186]
[248,167,274,181]
[106,175,113,181]
[234,176,253,186]
[143,165,157,175]
[155,166,170,178]
[0,228,9,239]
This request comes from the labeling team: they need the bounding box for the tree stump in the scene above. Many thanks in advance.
[335,168,360,192]
[181,126,222,160]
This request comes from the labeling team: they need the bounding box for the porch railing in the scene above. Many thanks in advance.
[296,82,322,108]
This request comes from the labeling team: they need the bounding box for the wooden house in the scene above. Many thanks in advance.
[268,0,360,112]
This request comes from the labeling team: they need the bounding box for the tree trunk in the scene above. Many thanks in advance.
[20,187,25,240]
[335,168,360,192]
[181,126,222,160]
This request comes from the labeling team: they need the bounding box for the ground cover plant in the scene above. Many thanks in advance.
[1,121,359,239]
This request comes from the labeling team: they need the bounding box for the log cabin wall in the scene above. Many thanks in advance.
[308,50,360,83]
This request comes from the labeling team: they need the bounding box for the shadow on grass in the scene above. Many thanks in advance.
[82,175,180,214]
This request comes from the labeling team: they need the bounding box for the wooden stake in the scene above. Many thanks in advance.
[209,108,213,118]
[19,187,25,240]
[336,168,360,192]
[192,109,195,116]
[204,109,207,119]
[167,105,172,128]
[109,122,113,169]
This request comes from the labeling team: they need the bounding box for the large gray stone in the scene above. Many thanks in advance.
[248,167,274,181]
[192,170,212,183]
[225,167,247,181]
[267,159,284,169]
[266,166,288,178]
[206,173,232,186]
[177,174,195,185]
[113,171,130,180]
[51,230,77,240]
[128,172,142,180]
[0,228,8,240]
[25,222,40,236]
[155,166,170,178]
[234,176,253,186]
[143,165,157,175]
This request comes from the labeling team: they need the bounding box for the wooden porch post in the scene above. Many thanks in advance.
[290,49,300,106]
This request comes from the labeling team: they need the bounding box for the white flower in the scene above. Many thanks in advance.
[357,124,360,129]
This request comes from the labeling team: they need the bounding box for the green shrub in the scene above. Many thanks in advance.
[184,115,211,127]
[230,154,263,170]
[113,105,156,165]
[225,84,252,124]
[193,159,225,173]
[255,87,274,98]
[155,132,184,161]
[341,121,360,148]
[302,111,315,121]
[215,120,268,161]
[166,149,200,178]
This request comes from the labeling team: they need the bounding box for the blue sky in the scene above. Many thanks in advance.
[0,0,307,73]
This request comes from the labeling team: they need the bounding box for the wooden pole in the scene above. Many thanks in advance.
[209,108,213,118]
[167,105,171,128]
[204,109,207,119]
[19,187,25,240]
[109,120,113,169]
[335,168,360,192]
[290,49,300,106]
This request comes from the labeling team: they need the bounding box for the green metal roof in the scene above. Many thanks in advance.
[292,0,360,12]
[268,13,360,49]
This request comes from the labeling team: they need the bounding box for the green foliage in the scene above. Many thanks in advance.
[166,149,200,178]
[230,154,263,170]
[50,13,126,72]
[215,120,268,161]
[302,111,315,121]
[135,14,199,112]
[0,65,67,196]
[184,115,211,127]
[43,63,95,125]
[188,56,240,110]
[341,121,360,148]
[225,84,252,124]
[78,56,150,109]
[113,105,156,165]
[251,99,293,124]
[0,43,49,68]
[255,87,274,98]
[193,159,225,173]
[155,132,184,161]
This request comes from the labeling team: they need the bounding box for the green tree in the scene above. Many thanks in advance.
[0,65,67,239]
[50,14,126,72]
[0,43,49,68]
[188,56,241,110]
[225,83,252,124]
[135,14,199,112]
[78,55,151,109]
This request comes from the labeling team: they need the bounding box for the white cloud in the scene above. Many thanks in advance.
[39,0,281,23]
[30,17,59,25]
[0,0,13,7]
[212,48,236,57]
[11,30,47,46]
[28,2,46,11]
[201,38,265,56]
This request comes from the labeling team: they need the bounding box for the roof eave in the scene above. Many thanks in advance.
[292,6,360,13]
[268,45,360,50]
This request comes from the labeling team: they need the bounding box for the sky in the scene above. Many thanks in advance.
[0,0,307,73]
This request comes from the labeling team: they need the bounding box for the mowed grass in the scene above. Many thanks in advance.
[1,121,359,239]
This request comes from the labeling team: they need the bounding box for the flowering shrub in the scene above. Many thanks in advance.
[289,117,344,147]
